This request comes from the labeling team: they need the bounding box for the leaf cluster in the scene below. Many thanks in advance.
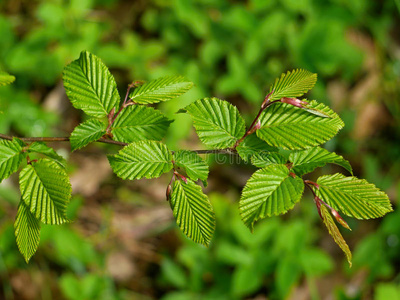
[0,53,392,266]
[0,138,70,262]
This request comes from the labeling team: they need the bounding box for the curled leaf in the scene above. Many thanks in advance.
[320,204,352,267]
[331,208,352,231]
[281,97,308,108]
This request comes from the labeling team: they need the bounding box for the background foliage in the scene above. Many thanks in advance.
[0,0,399,299]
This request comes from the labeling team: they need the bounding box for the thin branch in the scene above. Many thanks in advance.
[177,149,235,155]
[304,179,334,210]
[106,82,141,135]
[304,180,317,198]
[0,133,235,155]
[0,133,127,146]
[233,93,280,148]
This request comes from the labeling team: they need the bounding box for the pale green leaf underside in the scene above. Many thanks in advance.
[14,200,41,263]
[236,134,277,162]
[0,138,26,183]
[239,164,304,231]
[269,69,317,101]
[184,98,246,149]
[70,119,107,151]
[28,142,67,168]
[250,152,287,168]
[63,51,120,117]
[173,150,209,181]
[129,75,193,104]
[0,71,16,86]
[290,147,352,176]
[257,101,344,150]
[111,105,172,143]
[108,141,173,180]
[320,204,352,267]
[317,173,393,220]
[19,159,71,225]
[170,180,215,246]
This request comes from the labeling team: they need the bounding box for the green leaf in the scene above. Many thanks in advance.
[170,179,215,246]
[316,173,393,219]
[236,134,277,161]
[14,200,41,263]
[19,159,71,225]
[232,264,263,297]
[108,141,173,180]
[276,256,302,298]
[250,152,286,168]
[239,164,304,231]
[28,142,67,167]
[70,119,107,151]
[300,248,334,277]
[184,98,246,149]
[129,75,193,104]
[161,258,187,289]
[289,147,352,176]
[0,70,16,86]
[320,204,352,267]
[111,105,172,143]
[63,51,120,117]
[201,180,208,188]
[0,138,26,183]
[375,283,400,300]
[269,69,317,101]
[173,150,209,181]
[257,100,344,150]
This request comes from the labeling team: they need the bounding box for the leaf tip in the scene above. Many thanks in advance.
[247,222,255,234]
[23,253,33,264]
[202,240,211,248]
[348,260,352,268]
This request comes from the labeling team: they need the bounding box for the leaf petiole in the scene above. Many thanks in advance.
[106,82,140,135]
[174,170,188,184]
[233,91,280,148]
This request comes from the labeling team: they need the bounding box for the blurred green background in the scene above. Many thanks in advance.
[0,0,399,299]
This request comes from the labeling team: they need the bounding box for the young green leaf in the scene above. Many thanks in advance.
[250,152,286,168]
[184,98,246,149]
[63,51,120,117]
[70,119,107,151]
[111,105,172,143]
[316,173,393,219]
[170,179,215,246]
[239,164,304,231]
[27,142,67,168]
[289,147,352,176]
[257,101,344,150]
[129,75,193,104]
[108,141,173,180]
[0,138,26,183]
[320,204,352,267]
[173,150,209,181]
[269,69,317,101]
[0,70,16,86]
[19,159,71,225]
[14,200,41,263]
[236,134,277,162]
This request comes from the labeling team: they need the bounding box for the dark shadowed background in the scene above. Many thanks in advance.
[0,0,399,299]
